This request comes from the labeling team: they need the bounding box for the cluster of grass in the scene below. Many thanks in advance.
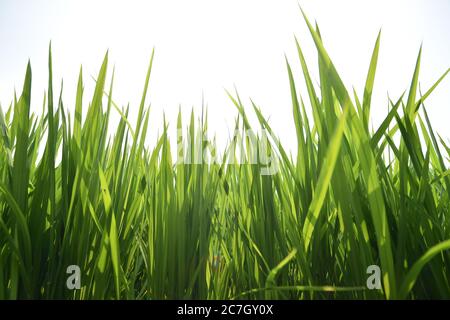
[1,12,450,300]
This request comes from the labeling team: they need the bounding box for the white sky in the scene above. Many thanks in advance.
[0,0,449,154]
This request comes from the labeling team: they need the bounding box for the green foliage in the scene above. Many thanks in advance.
[0,13,449,299]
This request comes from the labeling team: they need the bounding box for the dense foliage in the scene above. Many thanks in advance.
[0,12,449,299]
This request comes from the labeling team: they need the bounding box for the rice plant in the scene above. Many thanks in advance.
[0,11,449,300]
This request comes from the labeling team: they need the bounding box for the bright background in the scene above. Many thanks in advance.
[0,0,449,154]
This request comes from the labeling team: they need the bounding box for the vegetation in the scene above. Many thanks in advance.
[0,12,449,299]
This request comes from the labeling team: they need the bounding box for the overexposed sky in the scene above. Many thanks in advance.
[0,0,449,154]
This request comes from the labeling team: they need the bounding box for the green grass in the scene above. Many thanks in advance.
[1,12,450,299]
